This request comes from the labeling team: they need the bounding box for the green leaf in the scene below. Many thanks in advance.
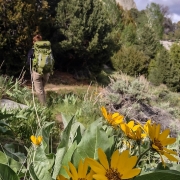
[39,122,55,154]
[29,162,52,180]
[72,119,114,167]
[59,142,77,177]
[0,151,8,164]
[0,151,24,173]
[74,126,82,144]
[156,162,170,170]
[3,144,26,163]
[134,170,180,180]
[0,163,19,180]
[52,117,74,179]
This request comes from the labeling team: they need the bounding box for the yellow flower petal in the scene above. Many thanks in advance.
[120,156,138,174]
[56,174,68,180]
[155,124,161,139]
[30,135,42,145]
[86,170,94,180]
[101,107,107,118]
[64,166,72,178]
[30,135,36,144]
[111,150,119,169]
[93,174,108,180]
[163,152,179,162]
[69,162,78,179]
[122,168,141,179]
[98,149,109,170]
[163,147,177,155]
[86,158,106,174]
[161,137,176,146]
[77,160,84,178]
[128,121,134,128]
[117,150,129,171]
[158,129,170,141]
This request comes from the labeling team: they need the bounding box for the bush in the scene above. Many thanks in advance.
[111,45,149,76]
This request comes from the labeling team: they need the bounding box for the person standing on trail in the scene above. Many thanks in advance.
[27,34,54,106]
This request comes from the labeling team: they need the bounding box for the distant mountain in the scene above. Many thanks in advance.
[116,0,137,10]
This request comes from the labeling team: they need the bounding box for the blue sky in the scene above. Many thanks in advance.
[134,0,180,23]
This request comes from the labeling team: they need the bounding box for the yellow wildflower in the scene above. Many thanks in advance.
[120,121,146,141]
[64,159,94,180]
[30,135,43,146]
[146,122,178,164]
[56,174,68,180]
[101,106,124,127]
[87,148,141,180]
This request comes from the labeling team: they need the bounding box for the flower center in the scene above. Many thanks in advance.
[154,138,163,150]
[105,168,122,180]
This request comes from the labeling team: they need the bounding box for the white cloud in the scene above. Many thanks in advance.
[172,13,180,23]
[134,0,180,23]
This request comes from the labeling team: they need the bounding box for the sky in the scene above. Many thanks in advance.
[134,0,180,23]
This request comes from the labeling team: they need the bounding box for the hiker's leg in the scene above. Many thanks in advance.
[32,71,46,105]
[42,73,50,87]
[42,73,50,103]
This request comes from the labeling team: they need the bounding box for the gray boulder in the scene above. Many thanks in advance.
[0,99,27,110]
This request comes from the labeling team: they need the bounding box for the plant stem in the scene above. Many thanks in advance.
[135,147,151,167]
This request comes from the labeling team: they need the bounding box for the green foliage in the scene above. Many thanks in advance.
[134,170,180,180]
[121,23,136,46]
[166,43,180,91]
[148,47,170,85]
[0,0,51,75]
[111,45,149,76]
[0,163,19,180]
[136,26,160,59]
[146,3,164,39]
[55,0,117,73]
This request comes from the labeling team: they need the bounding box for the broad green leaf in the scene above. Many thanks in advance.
[70,121,85,140]
[0,163,19,180]
[39,121,54,154]
[134,170,180,180]
[29,163,39,180]
[34,145,50,165]
[46,153,55,170]
[0,150,25,173]
[52,117,74,179]
[59,141,77,177]
[72,119,114,167]
[156,162,170,170]
[29,162,52,180]
[4,143,26,163]
[0,151,8,164]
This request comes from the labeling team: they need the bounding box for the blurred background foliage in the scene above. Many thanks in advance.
[0,0,180,91]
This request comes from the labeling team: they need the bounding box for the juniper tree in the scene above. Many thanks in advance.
[166,43,180,91]
[148,47,170,85]
[111,45,149,76]
[54,0,119,74]
[135,26,160,60]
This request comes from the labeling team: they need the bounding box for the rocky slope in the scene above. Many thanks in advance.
[116,0,137,10]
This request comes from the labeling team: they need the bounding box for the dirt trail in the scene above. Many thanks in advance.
[25,70,94,92]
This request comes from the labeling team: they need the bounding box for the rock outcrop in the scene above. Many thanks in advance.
[116,0,137,10]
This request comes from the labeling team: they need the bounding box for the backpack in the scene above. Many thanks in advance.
[33,41,54,74]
